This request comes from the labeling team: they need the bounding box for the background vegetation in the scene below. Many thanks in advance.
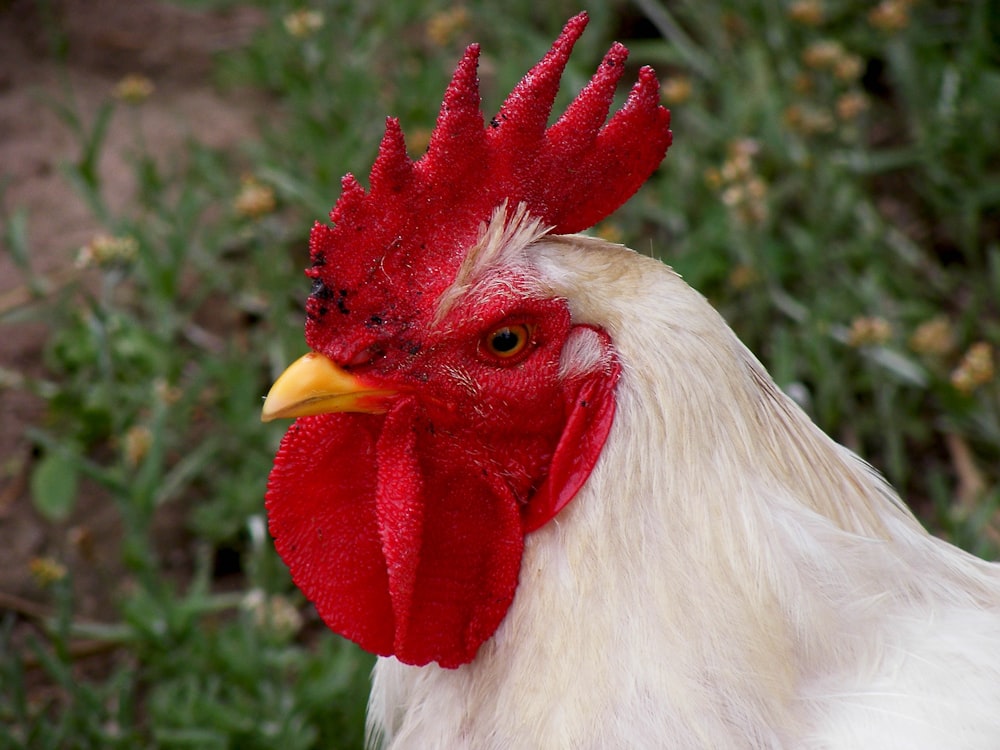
[2,0,997,747]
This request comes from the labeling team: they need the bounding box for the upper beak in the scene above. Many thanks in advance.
[261,351,397,422]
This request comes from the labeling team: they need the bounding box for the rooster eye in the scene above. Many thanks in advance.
[483,324,533,361]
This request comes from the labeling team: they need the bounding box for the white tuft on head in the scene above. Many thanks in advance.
[434,202,552,324]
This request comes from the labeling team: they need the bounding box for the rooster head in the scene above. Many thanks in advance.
[262,12,672,668]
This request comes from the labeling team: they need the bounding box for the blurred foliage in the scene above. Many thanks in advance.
[0,0,997,747]
[624,0,999,552]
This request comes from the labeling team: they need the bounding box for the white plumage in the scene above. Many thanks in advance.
[366,210,1000,749]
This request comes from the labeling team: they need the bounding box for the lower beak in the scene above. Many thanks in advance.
[261,351,397,422]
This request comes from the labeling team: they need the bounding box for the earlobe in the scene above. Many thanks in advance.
[522,329,620,533]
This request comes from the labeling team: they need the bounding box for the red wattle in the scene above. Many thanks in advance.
[522,341,621,532]
[375,399,425,651]
[266,414,394,653]
[266,405,526,668]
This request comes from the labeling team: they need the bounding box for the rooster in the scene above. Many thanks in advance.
[261,13,1000,749]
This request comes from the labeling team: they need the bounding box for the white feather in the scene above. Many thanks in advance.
[368,222,1000,749]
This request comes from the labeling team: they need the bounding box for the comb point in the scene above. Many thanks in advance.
[546,41,629,153]
[422,43,487,179]
[369,118,414,196]
[330,173,366,225]
[491,12,589,147]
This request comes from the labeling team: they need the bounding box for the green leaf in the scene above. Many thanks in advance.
[30,451,79,522]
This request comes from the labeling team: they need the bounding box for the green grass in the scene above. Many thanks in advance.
[1,0,998,747]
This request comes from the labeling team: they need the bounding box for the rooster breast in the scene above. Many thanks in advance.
[366,233,1000,750]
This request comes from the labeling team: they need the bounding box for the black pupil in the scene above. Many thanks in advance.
[492,328,521,353]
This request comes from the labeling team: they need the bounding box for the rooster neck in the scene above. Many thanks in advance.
[366,237,1000,750]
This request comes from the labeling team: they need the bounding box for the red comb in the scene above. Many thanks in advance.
[305,12,671,355]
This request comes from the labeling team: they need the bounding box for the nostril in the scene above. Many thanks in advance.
[345,345,384,369]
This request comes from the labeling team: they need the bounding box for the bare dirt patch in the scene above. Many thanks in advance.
[0,0,267,623]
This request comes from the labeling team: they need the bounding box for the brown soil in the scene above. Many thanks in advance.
[0,0,267,628]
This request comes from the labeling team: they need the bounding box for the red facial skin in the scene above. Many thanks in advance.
[266,288,619,668]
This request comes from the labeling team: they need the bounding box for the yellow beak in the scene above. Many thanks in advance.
[261,351,397,422]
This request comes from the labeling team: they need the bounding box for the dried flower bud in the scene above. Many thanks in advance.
[783,104,834,135]
[234,177,276,218]
[406,127,433,157]
[113,74,154,104]
[712,140,769,225]
[869,0,910,31]
[595,223,624,244]
[242,589,304,638]
[703,167,723,190]
[833,54,864,82]
[788,0,825,26]
[951,342,994,393]
[283,9,324,38]
[728,138,761,160]
[30,556,68,586]
[124,425,153,467]
[802,40,844,69]
[721,184,745,207]
[836,91,869,121]
[153,378,182,405]
[745,176,767,200]
[427,7,470,46]
[847,316,893,347]
[76,234,139,269]
[728,264,760,290]
[909,316,956,356]
[661,77,693,105]
[68,525,96,560]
